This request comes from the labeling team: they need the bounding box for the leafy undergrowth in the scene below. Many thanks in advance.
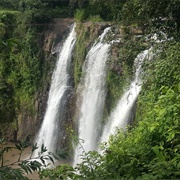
[104,41,180,179]
[39,41,180,180]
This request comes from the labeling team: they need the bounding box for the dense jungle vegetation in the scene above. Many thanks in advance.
[0,0,180,179]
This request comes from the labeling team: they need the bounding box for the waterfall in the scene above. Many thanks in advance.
[35,24,76,154]
[100,47,154,143]
[73,27,111,164]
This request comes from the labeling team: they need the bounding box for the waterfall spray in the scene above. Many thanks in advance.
[35,24,76,154]
[100,47,154,143]
[73,27,111,165]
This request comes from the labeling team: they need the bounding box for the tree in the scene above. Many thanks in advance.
[121,0,180,36]
[0,138,56,179]
[0,0,20,9]
[88,0,126,20]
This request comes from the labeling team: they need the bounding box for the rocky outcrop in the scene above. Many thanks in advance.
[43,18,74,53]
[13,19,144,145]
[16,18,75,142]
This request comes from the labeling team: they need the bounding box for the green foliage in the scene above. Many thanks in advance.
[0,1,45,133]
[106,71,128,111]
[40,164,75,180]
[119,37,146,68]
[87,15,103,22]
[0,10,20,38]
[89,0,126,21]
[73,0,127,22]
[0,0,179,179]
[106,37,145,111]
[0,138,55,180]
[107,41,180,179]
[73,23,90,86]
[0,33,42,126]
[44,40,180,180]
[74,4,101,22]
[0,22,5,37]
[0,0,20,10]
[40,138,107,180]
[18,0,50,25]
[121,0,180,36]
[69,0,88,9]
[74,9,87,22]
[8,34,41,102]
[48,6,73,18]
[74,151,108,180]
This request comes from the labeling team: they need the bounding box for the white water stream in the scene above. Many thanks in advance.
[35,24,76,154]
[34,23,155,167]
[73,27,111,165]
[100,47,154,143]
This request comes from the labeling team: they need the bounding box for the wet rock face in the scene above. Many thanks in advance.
[16,18,75,142]
[16,19,140,144]
[43,18,74,53]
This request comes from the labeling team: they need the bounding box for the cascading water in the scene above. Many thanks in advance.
[35,24,76,154]
[73,27,111,165]
[100,47,154,143]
